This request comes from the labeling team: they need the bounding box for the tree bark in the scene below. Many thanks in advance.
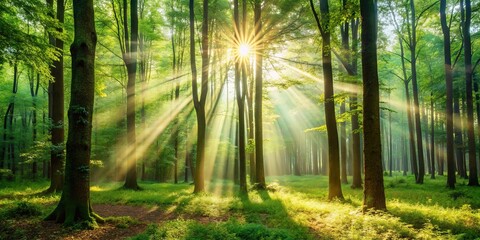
[349,18,362,189]
[190,0,209,193]
[408,0,425,184]
[46,0,103,226]
[310,0,343,200]
[460,0,478,186]
[340,102,348,184]
[124,0,140,190]
[254,0,266,189]
[360,0,386,211]
[440,0,455,189]
[454,97,465,178]
[234,0,247,194]
[430,94,435,179]
[399,37,418,178]
[44,0,65,194]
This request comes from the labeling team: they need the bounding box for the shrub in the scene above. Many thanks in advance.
[0,169,14,181]
[4,201,42,218]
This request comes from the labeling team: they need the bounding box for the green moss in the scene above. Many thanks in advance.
[105,216,139,228]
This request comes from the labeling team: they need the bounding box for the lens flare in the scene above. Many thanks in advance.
[238,43,251,57]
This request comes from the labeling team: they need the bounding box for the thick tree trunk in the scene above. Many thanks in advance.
[124,0,140,190]
[46,0,103,226]
[360,0,386,211]
[440,0,455,189]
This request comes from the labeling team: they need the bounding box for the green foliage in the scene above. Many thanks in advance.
[3,201,42,218]
[0,169,14,181]
[0,0,63,76]
[105,216,139,229]
[130,219,297,240]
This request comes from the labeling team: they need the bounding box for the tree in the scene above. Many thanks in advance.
[460,0,478,186]
[386,1,418,180]
[234,0,248,194]
[360,0,386,211]
[310,0,344,200]
[440,0,455,189]
[46,0,103,226]
[124,0,140,190]
[254,0,266,189]
[335,0,361,188]
[45,0,65,194]
[190,0,209,193]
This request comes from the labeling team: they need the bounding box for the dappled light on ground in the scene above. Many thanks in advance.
[2,175,479,239]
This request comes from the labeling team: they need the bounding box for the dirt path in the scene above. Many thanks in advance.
[4,204,175,240]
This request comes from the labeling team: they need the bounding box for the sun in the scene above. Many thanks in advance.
[238,43,251,58]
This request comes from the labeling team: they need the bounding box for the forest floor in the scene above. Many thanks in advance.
[1,174,480,239]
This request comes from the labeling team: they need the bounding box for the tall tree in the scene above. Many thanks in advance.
[45,0,64,194]
[234,0,248,194]
[190,0,209,193]
[123,0,140,189]
[310,0,344,200]
[46,0,103,225]
[360,0,386,211]
[336,0,358,186]
[387,1,418,179]
[440,0,455,189]
[408,0,425,184]
[254,0,266,189]
[460,0,478,186]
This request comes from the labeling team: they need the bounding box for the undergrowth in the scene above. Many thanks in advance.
[1,173,479,239]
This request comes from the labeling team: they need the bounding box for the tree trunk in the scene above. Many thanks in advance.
[349,18,362,189]
[360,0,386,211]
[124,0,140,190]
[409,0,424,184]
[190,0,209,193]
[454,97,465,178]
[45,0,65,193]
[254,0,266,189]
[399,37,418,179]
[440,0,455,189]
[389,100,393,177]
[310,0,343,200]
[475,78,480,178]
[460,0,478,186]
[234,0,247,194]
[46,0,103,226]
[340,102,348,184]
[430,94,435,179]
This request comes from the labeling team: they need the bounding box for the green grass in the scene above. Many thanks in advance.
[1,173,480,239]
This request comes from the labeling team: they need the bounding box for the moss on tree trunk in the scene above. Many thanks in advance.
[45,0,103,227]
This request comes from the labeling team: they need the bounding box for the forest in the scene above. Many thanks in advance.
[1,0,480,239]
